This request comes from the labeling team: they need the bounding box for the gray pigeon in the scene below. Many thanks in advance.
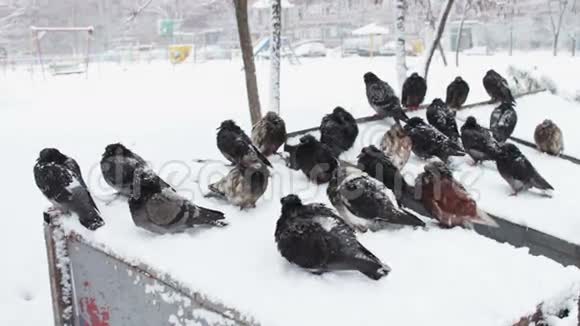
[251,111,287,156]
[275,194,391,280]
[490,102,518,143]
[327,166,425,232]
[363,72,409,122]
[34,148,105,230]
[129,168,227,234]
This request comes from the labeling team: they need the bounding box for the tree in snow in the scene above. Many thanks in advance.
[394,0,408,88]
[414,0,448,66]
[570,0,578,56]
[270,0,281,114]
[234,0,263,124]
[547,0,569,56]
[423,0,456,80]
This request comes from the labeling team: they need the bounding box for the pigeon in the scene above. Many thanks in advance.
[129,167,227,234]
[415,161,497,228]
[380,123,412,170]
[401,72,427,111]
[206,159,270,209]
[490,102,518,143]
[446,76,470,110]
[495,143,554,196]
[34,148,105,230]
[357,145,433,218]
[275,194,391,280]
[534,119,563,156]
[363,72,409,122]
[101,143,173,197]
[217,120,272,168]
[283,134,338,184]
[251,111,287,156]
[403,117,465,162]
[426,98,461,143]
[320,106,359,156]
[483,69,515,104]
[327,166,425,232]
[460,116,500,164]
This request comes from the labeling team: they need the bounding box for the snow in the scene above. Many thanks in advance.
[352,23,390,36]
[2,52,580,325]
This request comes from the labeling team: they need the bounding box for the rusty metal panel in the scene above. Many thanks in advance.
[44,221,257,326]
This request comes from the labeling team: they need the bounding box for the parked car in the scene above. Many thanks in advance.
[197,45,232,60]
[293,40,327,57]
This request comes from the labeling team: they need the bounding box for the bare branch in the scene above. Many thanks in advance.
[126,0,156,24]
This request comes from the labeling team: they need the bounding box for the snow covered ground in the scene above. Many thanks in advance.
[1,52,580,324]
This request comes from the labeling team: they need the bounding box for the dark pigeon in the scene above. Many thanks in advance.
[426,98,460,143]
[495,143,554,196]
[490,102,518,143]
[363,72,409,122]
[129,167,227,234]
[401,72,427,111]
[357,145,433,218]
[403,117,465,162]
[446,76,470,110]
[327,166,425,232]
[460,116,500,164]
[275,194,391,280]
[283,134,338,184]
[101,143,173,197]
[415,161,497,228]
[483,69,515,104]
[206,158,270,209]
[251,111,287,156]
[217,120,272,168]
[320,106,359,156]
[34,148,105,230]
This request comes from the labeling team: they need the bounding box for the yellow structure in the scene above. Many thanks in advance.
[169,44,192,64]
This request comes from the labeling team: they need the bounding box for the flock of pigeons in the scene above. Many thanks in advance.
[34,69,565,281]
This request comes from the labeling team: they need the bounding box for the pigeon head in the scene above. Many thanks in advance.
[497,143,521,159]
[389,123,407,138]
[299,134,317,145]
[218,120,239,131]
[38,148,68,164]
[364,72,379,84]
[410,72,420,78]
[359,145,382,159]
[405,117,425,129]
[280,194,303,215]
[463,116,478,129]
[264,111,282,124]
[424,161,452,178]
[486,69,499,77]
[431,98,445,107]
[332,106,349,116]
[131,168,162,199]
[540,119,555,128]
[454,76,463,82]
[103,143,129,157]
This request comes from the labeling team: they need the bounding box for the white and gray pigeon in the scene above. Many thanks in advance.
[363,72,409,122]
[34,148,105,230]
[129,167,227,234]
[100,143,173,197]
[426,98,461,144]
[275,194,391,280]
[327,166,425,232]
[490,102,518,143]
[206,159,270,209]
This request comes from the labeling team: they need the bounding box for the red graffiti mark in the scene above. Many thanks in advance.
[79,297,110,326]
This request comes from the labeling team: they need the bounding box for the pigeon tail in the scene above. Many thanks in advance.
[390,208,426,227]
[531,173,554,191]
[251,144,273,167]
[469,209,499,228]
[190,205,227,227]
[350,256,391,280]
[78,209,105,231]
[399,186,435,219]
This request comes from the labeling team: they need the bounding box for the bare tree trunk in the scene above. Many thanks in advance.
[572,36,577,56]
[394,0,408,88]
[269,0,281,114]
[424,0,455,80]
[455,0,470,67]
[234,0,262,124]
[425,0,448,66]
[548,0,569,57]
[509,20,514,56]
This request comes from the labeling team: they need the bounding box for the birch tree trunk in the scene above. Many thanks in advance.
[269,0,281,114]
[394,0,408,88]
[234,0,262,124]
[424,0,455,80]
[548,0,569,57]
[455,0,470,67]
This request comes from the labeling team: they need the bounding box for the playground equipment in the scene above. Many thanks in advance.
[253,36,300,65]
[30,26,94,78]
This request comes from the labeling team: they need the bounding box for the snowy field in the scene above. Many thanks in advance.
[1,52,580,324]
